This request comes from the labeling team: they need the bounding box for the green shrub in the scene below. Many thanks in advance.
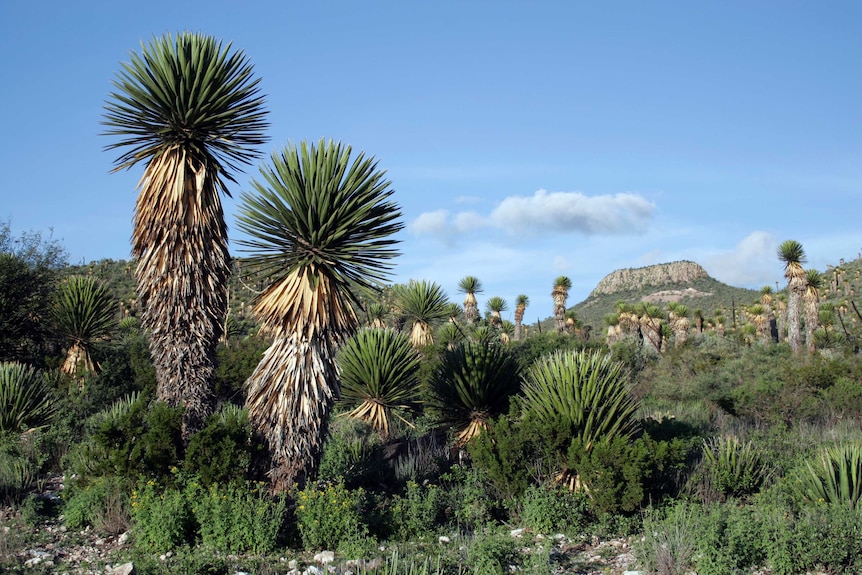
[63,475,130,533]
[439,464,500,530]
[636,503,699,575]
[468,411,571,500]
[317,416,388,490]
[190,480,286,553]
[294,482,368,551]
[567,434,692,516]
[391,480,443,540]
[467,529,518,575]
[66,396,183,482]
[692,504,764,575]
[184,404,258,486]
[130,479,195,552]
[518,484,590,535]
[0,432,42,502]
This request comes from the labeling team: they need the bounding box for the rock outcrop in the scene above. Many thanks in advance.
[590,261,709,296]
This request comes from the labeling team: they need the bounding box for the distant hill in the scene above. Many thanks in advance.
[570,261,761,330]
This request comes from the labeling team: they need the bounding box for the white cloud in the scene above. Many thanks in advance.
[453,211,486,233]
[703,231,779,287]
[410,189,656,239]
[409,210,449,235]
[489,190,655,235]
[553,256,571,271]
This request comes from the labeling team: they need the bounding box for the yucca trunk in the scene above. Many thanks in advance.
[410,321,433,347]
[673,317,689,348]
[552,290,567,333]
[804,292,820,353]
[245,332,338,490]
[786,279,806,353]
[463,293,479,324]
[61,341,95,382]
[514,305,525,341]
[135,150,228,436]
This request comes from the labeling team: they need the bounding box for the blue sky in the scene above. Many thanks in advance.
[2,1,860,324]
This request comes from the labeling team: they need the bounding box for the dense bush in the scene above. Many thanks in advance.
[294,482,369,551]
[184,404,260,486]
[518,484,591,535]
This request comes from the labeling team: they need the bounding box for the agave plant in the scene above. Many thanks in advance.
[428,341,521,444]
[0,362,57,432]
[521,350,639,451]
[699,435,770,501]
[103,32,268,436]
[794,443,862,510]
[337,328,421,435]
[237,139,401,489]
[392,280,449,347]
[52,275,116,379]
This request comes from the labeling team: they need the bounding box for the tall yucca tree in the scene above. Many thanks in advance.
[759,285,777,342]
[804,269,823,352]
[777,240,807,353]
[52,276,116,380]
[103,32,268,435]
[485,296,508,329]
[237,140,401,489]
[551,276,572,333]
[392,280,449,348]
[513,294,529,341]
[458,276,483,325]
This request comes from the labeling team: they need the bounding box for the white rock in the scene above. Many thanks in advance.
[106,562,136,575]
[118,532,130,545]
[438,535,451,544]
[305,566,323,575]
[623,571,643,575]
[233,572,251,575]
[510,528,525,538]
[288,559,298,569]
[314,550,335,564]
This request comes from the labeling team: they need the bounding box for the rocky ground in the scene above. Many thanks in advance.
[2,483,642,574]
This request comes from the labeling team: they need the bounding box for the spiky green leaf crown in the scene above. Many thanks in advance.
[103,31,269,189]
[238,140,403,299]
[458,276,483,294]
[392,280,450,323]
[553,276,572,290]
[52,276,116,343]
[485,296,508,314]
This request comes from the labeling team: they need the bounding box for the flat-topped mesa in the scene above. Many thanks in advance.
[590,261,710,296]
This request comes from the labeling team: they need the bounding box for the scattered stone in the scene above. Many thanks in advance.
[314,550,335,564]
[106,562,136,575]
[118,531,130,545]
[233,571,251,575]
[438,535,450,544]
[288,559,298,569]
[510,528,525,538]
[305,566,322,575]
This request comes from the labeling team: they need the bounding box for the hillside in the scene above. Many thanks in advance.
[571,261,761,330]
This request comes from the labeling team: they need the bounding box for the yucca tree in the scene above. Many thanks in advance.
[103,32,268,435]
[392,280,449,348]
[336,328,421,436]
[551,276,572,333]
[499,320,515,344]
[804,269,822,353]
[0,362,57,432]
[513,294,529,341]
[444,302,463,324]
[564,309,581,335]
[521,350,640,486]
[366,302,387,328]
[485,296,508,329]
[237,140,402,489]
[437,321,465,351]
[670,304,690,348]
[777,240,807,353]
[638,303,665,353]
[52,276,116,380]
[429,341,521,444]
[458,276,483,325]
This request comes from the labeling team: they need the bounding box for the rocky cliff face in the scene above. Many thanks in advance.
[590,261,709,296]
